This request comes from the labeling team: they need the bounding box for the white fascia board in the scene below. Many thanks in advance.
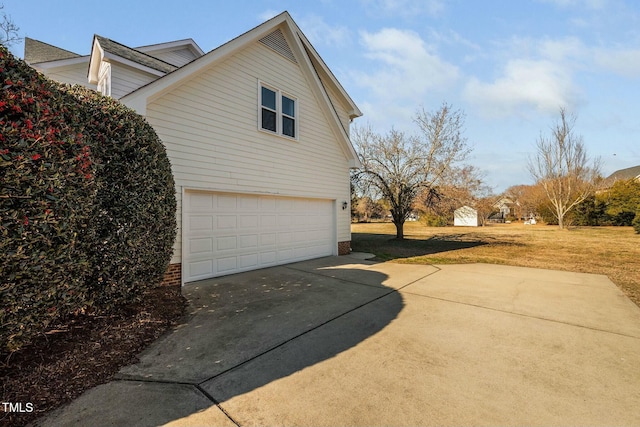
[136,39,205,57]
[281,19,360,167]
[88,38,104,85]
[102,52,167,77]
[294,28,362,120]
[349,157,362,169]
[31,55,89,70]
[121,13,289,108]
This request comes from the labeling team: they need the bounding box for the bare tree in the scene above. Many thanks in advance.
[475,195,499,226]
[352,103,471,238]
[0,4,20,47]
[527,109,601,229]
[417,164,490,226]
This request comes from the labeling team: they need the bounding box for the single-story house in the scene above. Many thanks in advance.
[25,11,362,285]
[454,206,478,227]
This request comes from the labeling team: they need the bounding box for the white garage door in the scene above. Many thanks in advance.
[183,191,335,282]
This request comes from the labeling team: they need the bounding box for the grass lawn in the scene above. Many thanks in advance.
[351,222,640,308]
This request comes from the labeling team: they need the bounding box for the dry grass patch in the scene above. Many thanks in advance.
[351,222,640,307]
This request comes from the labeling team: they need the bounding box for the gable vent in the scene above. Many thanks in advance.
[259,29,297,64]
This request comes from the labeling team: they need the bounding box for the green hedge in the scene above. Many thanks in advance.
[1,46,176,353]
[633,210,640,234]
[65,86,176,308]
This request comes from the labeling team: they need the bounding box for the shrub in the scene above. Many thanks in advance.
[420,213,449,227]
[65,86,176,309]
[633,209,640,234]
[1,45,96,351]
[1,46,176,353]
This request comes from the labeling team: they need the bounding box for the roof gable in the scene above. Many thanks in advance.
[24,37,81,64]
[135,38,205,62]
[121,11,361,166]
[88,35,178,84]
[134,39,204,68]
[258,28,297,63]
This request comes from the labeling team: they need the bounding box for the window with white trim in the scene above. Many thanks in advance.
[259,83,297,139]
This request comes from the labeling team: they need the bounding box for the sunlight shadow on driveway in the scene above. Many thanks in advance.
[36,259,406,427]
[116,259,404,425]
[119,262,402,385]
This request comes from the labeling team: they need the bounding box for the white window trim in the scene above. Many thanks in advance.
[258,80,298,140]
[98,62,111,97]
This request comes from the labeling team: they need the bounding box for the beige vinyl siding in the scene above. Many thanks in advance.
[149,48,199,67]
[41,62,96,90]
[110,62,160,99]
[324,83,351,137]
[146,41,352,263]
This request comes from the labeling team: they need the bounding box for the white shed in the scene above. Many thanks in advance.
[454,206,478,227]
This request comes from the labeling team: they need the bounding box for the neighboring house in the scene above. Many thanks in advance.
[454,206,478,227]
[26,11,362,285]
[489,197,522,222]
[493,197,517,219]
[605,165,640,185]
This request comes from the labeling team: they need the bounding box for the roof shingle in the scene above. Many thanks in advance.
[24,37,82,64]
[95,35,177,74]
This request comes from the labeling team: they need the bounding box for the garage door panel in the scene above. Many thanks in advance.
[189,259,214,278]
[189,215,213,231]
[217,215,237,230]
[277,198,293,211]
[278,248,294,261]
[217,257,237,273]
[261,215,277,228]
[216,194,237,211]
[239,215,259,228]
[217,236,237,251]
[260,233,277,246]
[294,230,308,243]
[189,193,214,210]
[278,215,291,227]
[239,254,258,269]
[238,234,258,249]
[260,252,277,265]
[190,237,213,254]
[279,231,295,244]
[238,195,259,211]
[184,192,335,282]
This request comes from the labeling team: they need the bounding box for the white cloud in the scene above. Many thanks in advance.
[354,28,459,107]
[593,48,640,78]
[463,37,587,118]
[361,0,445,18]
[465,59,579,118]
[537,0,607,10]
[258,10,279,22]
[298,15,351,47]
[537,37,586,62]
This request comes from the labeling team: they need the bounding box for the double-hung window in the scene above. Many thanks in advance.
[259,83,297,139]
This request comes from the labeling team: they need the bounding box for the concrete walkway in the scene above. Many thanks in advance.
[36,256,640,426]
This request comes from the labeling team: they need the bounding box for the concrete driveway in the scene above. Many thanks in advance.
[37,255,640,426]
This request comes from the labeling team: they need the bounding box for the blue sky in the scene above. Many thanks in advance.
[5,0,640,192]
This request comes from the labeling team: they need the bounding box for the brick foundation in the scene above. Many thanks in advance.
[338,240,351,255]
[160,263,182,287]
